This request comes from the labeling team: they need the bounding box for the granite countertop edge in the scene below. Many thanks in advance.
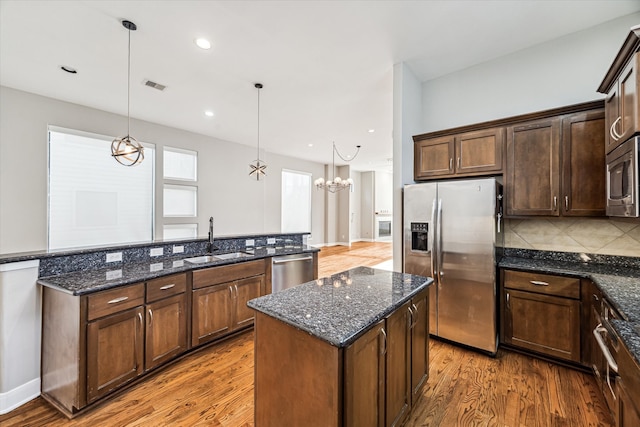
[248,272,434,348]
[38,246,319,296]
[499,256,640,367]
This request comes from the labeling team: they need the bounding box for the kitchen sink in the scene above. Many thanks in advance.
[184,252,252,263]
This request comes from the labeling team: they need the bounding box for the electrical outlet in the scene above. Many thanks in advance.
[150,247,163,257]
[105,269,122,280]
[106,252,122,263]
[149,262,163,272]
[246,239,255,247]
[172,245,184,254]
[267,238,276,245]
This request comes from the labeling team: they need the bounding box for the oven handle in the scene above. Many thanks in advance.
[593,324,618,373]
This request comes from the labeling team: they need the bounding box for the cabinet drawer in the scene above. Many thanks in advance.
[503,270,580,299]
[146,273,186,302]
[87,283,145,321]
[192,259,266,289]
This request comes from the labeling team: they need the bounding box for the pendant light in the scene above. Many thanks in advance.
[249,83,267,180]
[111,19,144,166]
[314,142,361,192]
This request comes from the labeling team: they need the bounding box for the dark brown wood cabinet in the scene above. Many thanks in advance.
[191,259,266,347]
[410,288,429,405]
[501,270,581,363]
[617,334,640,427]
[506,108,605,217]
[384,301,412,427]
[414,128,503,180]
[598,25,640,154]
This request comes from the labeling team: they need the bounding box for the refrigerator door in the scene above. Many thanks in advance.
[403,183,438,335]
[436,178,497,353]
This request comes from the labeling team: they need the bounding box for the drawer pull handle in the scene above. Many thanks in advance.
[159,284,175,290]
[107,296,129,304]
[530,280,549,286]
[610,117,622,141]
[379,328,387,356]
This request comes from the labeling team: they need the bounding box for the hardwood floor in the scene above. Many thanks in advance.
[1,242,611,426]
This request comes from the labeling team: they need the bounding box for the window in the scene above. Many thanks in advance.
[281,169,311,233]
[48,127,155,250]
[163,224,198,240]
[163,184,197,217]
[163,147,197,181]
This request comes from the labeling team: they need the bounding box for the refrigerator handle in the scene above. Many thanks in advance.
[438,198,443,278]
[497,212,502,233]
[430,199,437,279]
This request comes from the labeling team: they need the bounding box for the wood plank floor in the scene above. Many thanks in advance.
[1,242,611,426]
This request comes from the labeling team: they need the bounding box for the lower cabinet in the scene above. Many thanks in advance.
[617,333,640,427]
[501,269,581,363]
[254,287,429,427]
[191,260,266,347]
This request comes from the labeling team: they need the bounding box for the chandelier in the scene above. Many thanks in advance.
[314,142,361,192]
[111,19,144,166]
[249,83,267,180]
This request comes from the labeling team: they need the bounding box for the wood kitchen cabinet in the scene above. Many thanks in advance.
[410,288,429,405]
[505,108,605,216]
[597,26,640,153]
[617,323,640,427]
[501,270,581,363]
[414,127,504,180]
[191,259,266,347]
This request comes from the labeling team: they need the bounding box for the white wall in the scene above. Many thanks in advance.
[374,171,393,213]
[360,171,375,241]
[421,13,640,132]
[350,171,362,242]
[0,86,326,254]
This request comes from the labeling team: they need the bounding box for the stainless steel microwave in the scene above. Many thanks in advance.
[606,136,639,217]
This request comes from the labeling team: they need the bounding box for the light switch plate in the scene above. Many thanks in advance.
[106,252,122,263]
[246,239,255,247]
[173,245,184,254]
[267,238,276,245]
[150,247,163,257]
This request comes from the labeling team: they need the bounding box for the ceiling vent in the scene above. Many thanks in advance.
[143,79,166,91]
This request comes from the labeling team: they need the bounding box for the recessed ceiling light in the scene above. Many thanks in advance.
[195,38,211,50]
[60,65,77,74]
[368,129,375,133]
[308,144,313,147]
[204,110,214,117]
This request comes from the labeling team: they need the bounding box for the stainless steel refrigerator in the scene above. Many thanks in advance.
[403,177,503,354]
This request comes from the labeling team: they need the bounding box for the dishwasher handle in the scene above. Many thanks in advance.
[272,256,313,264]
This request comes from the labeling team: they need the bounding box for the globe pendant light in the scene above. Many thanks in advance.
[111,19,144,166]
[314,142,361,192]
[249,83,267,180]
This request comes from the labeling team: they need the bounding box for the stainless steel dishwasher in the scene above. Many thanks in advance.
[271,253,315,292]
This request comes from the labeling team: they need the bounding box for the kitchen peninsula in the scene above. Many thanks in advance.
[248,267,433,427]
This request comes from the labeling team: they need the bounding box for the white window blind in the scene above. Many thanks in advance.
[163,224,198,240]
[48,128,155,250]
[163,147,197,181]
[281,169,311,233]
[163,184,197,217]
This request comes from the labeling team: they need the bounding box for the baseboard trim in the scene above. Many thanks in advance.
[0,378,40,414]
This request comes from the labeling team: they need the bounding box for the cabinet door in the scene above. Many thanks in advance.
[618,56,639,144]
[145,293,187,371]
[191,283,232,347]
[454,127,504,175]
[506,118,561,216]
[233,275,264,330]
[410,290,429,405]
[619,379,640,427]
[386,301,411,427]
[87,306,144,402]
[605,85,621,153]
[561,109,606,216]
[414,136,454,179]
[345,320,386,427]
[503,289,580,363]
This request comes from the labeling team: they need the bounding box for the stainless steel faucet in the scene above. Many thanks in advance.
[208,217,217,252]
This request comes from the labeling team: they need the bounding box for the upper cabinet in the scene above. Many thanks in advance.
[414,127,504,180]
[598,25,640,153]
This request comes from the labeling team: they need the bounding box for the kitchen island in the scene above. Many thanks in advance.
[247,266,433,427]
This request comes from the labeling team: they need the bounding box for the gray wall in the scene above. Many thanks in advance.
[0,86,326,254]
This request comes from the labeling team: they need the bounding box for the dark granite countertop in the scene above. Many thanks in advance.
[247,266,434,348]
[38,246,318,296]
[499,251,640,367]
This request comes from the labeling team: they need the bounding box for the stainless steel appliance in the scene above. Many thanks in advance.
[271,253,315,293]
[403,178,503,354]
[606,136,639,217]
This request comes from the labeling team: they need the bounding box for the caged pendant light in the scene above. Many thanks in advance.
[249,83,267,180]
[111,19,144,166]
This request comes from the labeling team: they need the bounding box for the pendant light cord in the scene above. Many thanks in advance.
[256,86,260,160]
[127,26,131,137]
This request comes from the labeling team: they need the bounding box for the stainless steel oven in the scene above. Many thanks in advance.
[592,299,621,421]
[606,136,639,217]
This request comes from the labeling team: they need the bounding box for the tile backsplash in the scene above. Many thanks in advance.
[505,218,640,257]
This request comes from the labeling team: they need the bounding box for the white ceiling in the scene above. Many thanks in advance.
[1,1,639,171]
